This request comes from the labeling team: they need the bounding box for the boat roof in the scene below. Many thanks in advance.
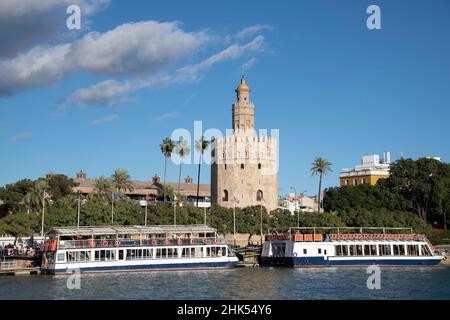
[47,225,216,237]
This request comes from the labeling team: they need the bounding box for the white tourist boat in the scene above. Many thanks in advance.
[40,225,238,274]
[261,227,445,267]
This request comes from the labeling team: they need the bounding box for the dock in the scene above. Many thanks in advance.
[0,260,41,276]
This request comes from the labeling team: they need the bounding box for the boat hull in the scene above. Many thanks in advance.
[43,260,237,275]
[260,256,443,267]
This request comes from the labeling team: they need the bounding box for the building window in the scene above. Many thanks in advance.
[222,190,229,202]
[256,190,263,201]
[354,179,358,186]
[224,164,227,170]
[345,179,349,185]
[241,164,244,169]
[362,178,366,184]
[258,163,262,170]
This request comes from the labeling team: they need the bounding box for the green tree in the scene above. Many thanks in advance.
[93,176,113,201]
[174,140,191,200]
[112,169,134,193]
[24,180,50,214]
[160,137,175,204]
[46,174,77,201]
[387,158,449,224]
[195,136,210,207]
[311,157,332,213]
[0,179,34,214]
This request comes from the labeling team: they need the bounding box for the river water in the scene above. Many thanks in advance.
[1,266,449,300]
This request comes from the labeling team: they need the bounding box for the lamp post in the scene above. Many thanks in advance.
[77,191,81,229]
[290,187,298,228]
[40,190,47,237]
[144,195,148,227]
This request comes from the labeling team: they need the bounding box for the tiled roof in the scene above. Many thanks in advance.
[73,178,211,197]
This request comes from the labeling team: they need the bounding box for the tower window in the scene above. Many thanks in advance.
[224,164,227,170]
[241,164,244,169]
[257,190,263,201]
[223,190,229,202]
[258,163,262,170]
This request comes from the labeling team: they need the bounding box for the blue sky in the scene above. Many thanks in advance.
[0,0,449,196]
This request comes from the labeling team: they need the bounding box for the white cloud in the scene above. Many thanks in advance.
[231,24,274,40]
[0,20,208,96]
[0,0,110,58]
[61,36,266,106]
[91,113,119,126]
[153,112,180,122]
[61,80,131,108]
[241,58,257,74]
[9,131,33,143]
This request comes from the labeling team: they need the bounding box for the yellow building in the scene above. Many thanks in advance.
[339,153,391,187]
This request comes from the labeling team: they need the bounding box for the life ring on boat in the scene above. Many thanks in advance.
[102,240,109,247]
[214,239,220,245]
[293,252,298,257]
[87,239,95,248]
[151,239,157,246]
[17,248,24,255]
[203,238,208,245]
[7,248,14,256]
[177,239,183,245]
[190,239,195,245]
[115,240,121,247]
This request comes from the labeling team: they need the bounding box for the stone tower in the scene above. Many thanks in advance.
[211,77,278,212]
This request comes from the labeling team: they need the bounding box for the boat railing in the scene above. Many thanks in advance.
[288,226,414,235]
[58,237,226,250]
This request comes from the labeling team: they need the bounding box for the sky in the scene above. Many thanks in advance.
[0,0,449,196]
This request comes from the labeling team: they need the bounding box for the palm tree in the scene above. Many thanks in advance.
[112,169,134,193]
[311,157,332,213]
[195,136,210,207]
[160,138,175,204]
[174,140,191,201]
[93,176,113,201]
[157,185,175,202]
[23,180,49,214]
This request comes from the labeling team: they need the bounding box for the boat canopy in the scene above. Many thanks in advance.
[47,225,217,237]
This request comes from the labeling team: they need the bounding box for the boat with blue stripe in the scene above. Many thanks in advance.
[40,225,238,274]
[261,227,445,267]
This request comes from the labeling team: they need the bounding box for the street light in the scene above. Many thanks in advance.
[290,187,299,228]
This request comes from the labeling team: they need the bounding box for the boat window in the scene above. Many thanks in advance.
[119,250,124,260]
[421,245,432,256]
[336,245,342,256]
[407,245,419,256]
[342,245,348,256]
[67,251,91,262]
[379,245,392,256]
[272,243,286,257]
[303,248,307,255]
[318,248,322,254]
[356,245,363,256]
[349,245,358,256]
[58,253,65,262]
[393,245,406,256]
[364,245,377,256]
[94,250,114,261]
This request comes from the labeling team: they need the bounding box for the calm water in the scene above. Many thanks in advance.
[1,266,450,300]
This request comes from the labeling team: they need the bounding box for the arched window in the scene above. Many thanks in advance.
[223,190,229,202]
[256,190,263,201]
